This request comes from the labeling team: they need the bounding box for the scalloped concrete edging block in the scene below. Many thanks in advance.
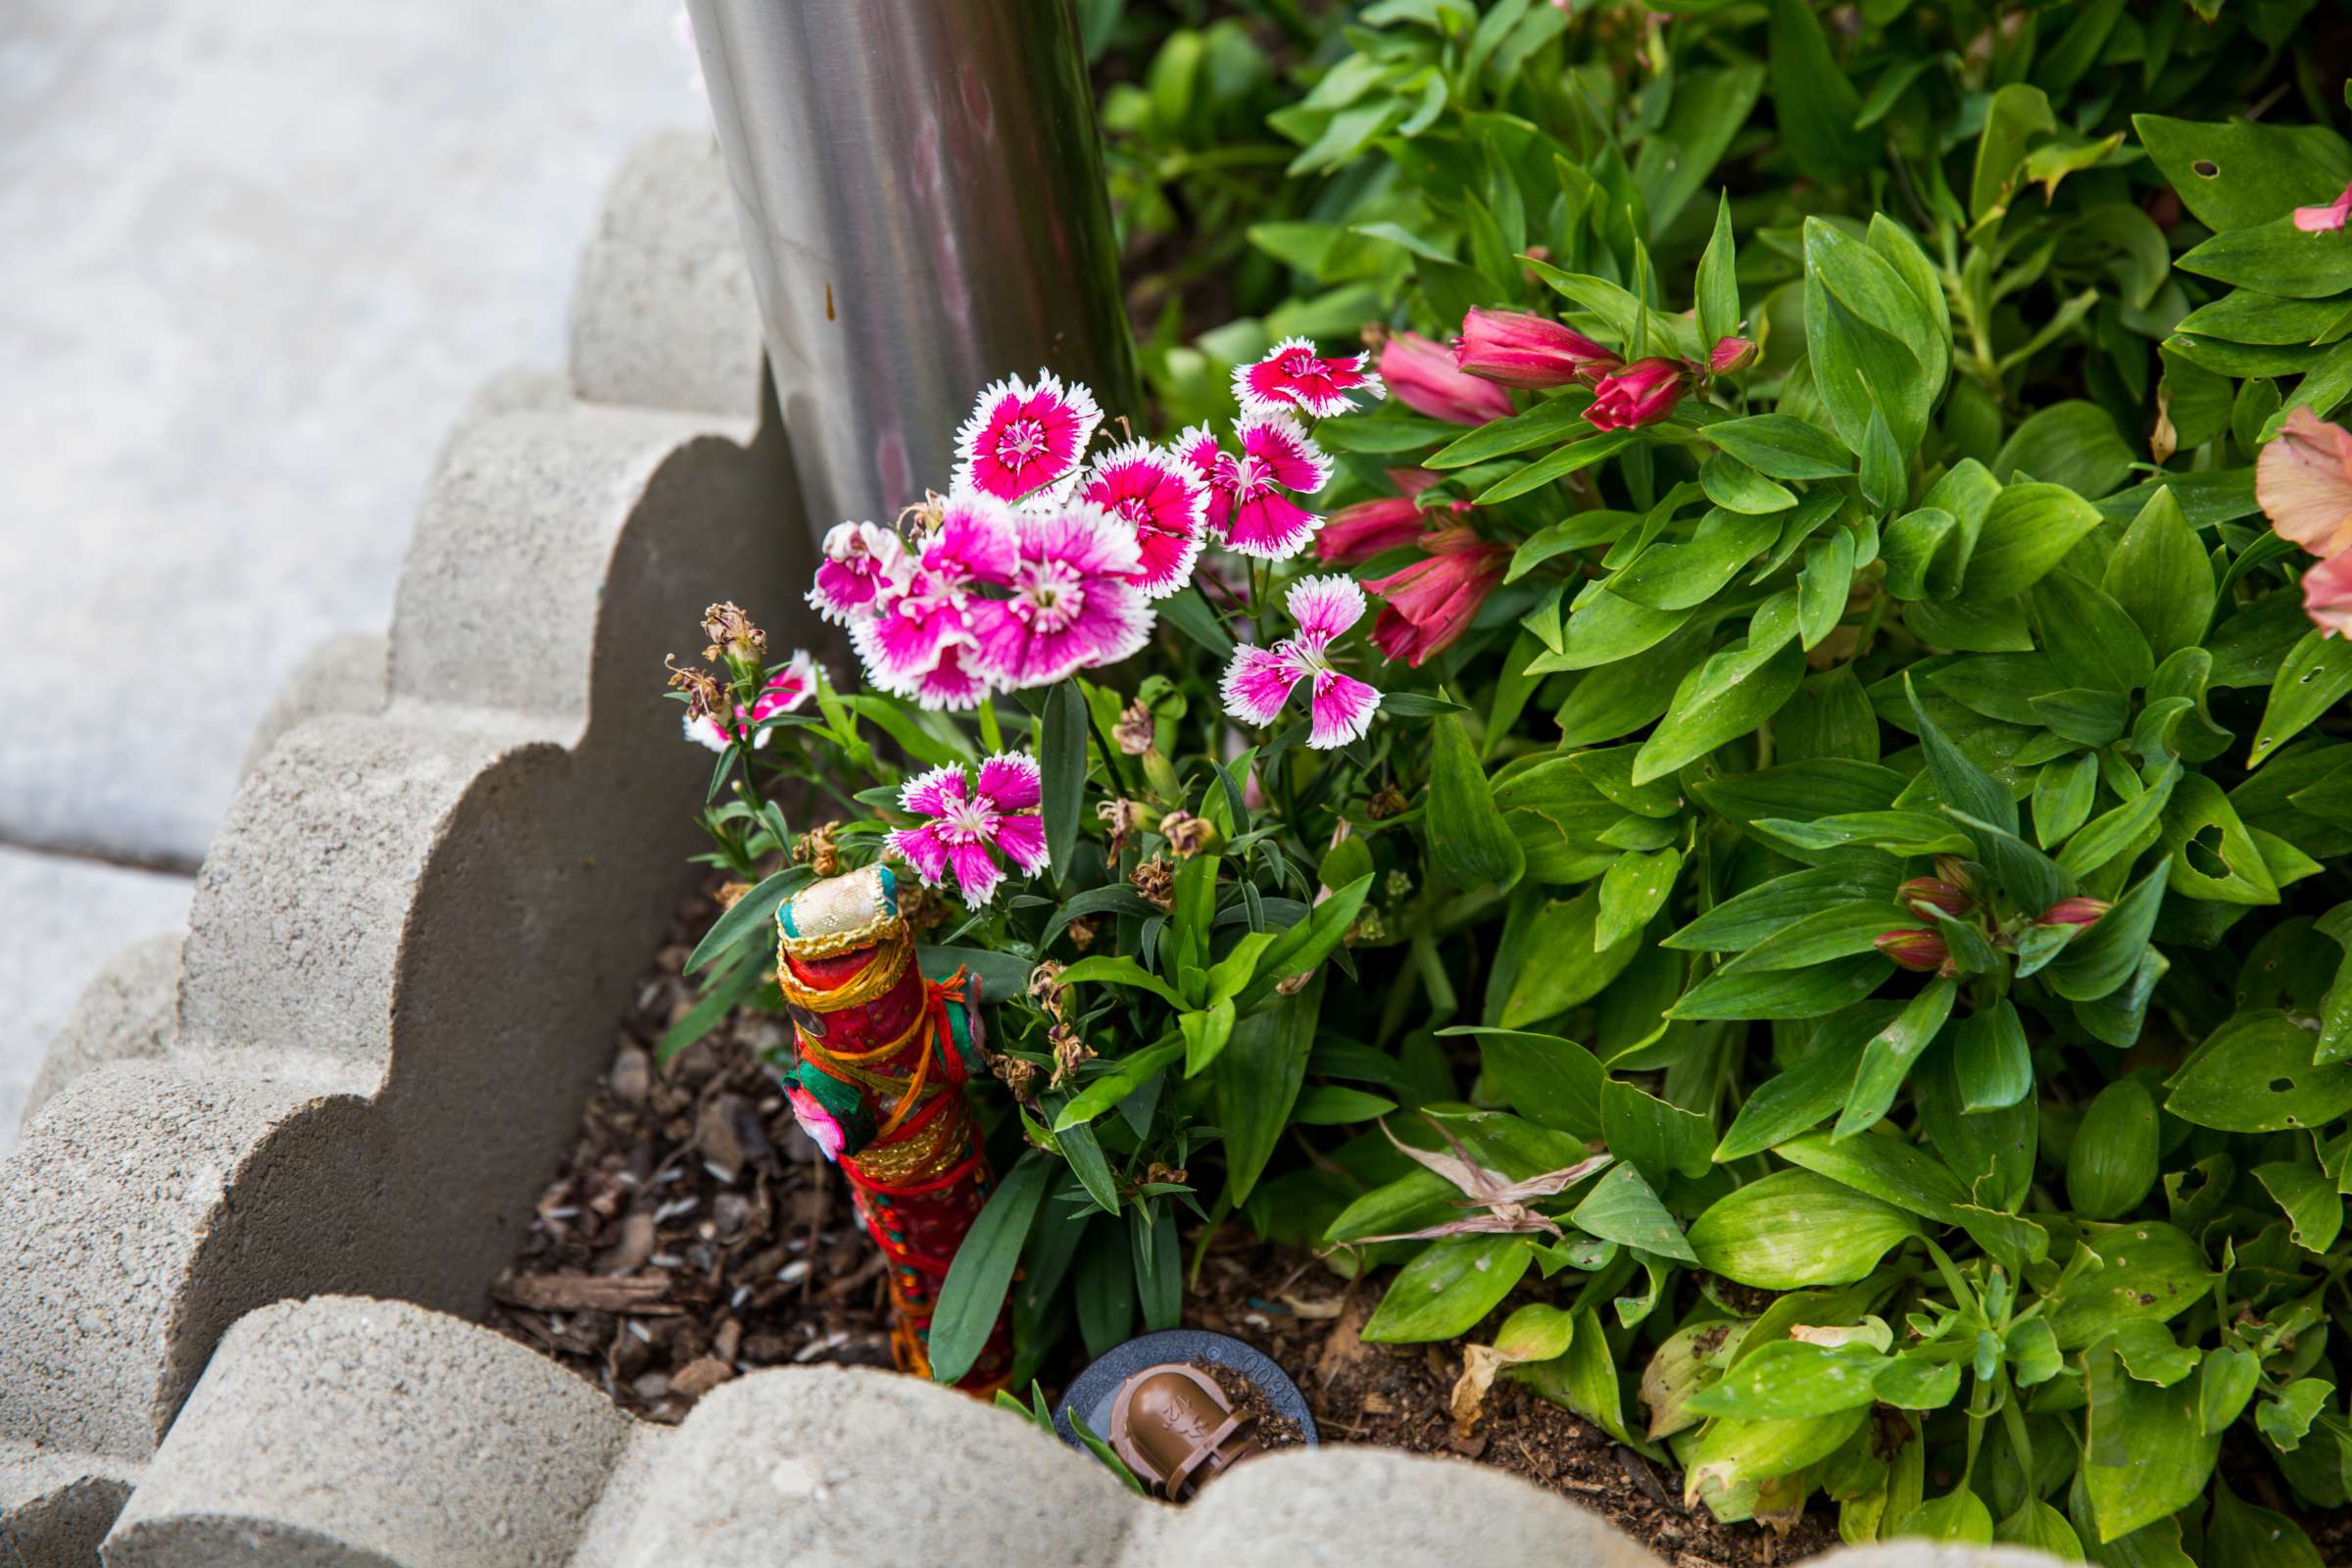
[568,130,764,423]
[17,932,181,1130]
[1,130,786,1565]
[112,1296,2063,1568]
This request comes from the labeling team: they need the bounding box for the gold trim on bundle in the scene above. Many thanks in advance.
[849,1103,971,1186]
[775,928,912,1013]
[774,906,905,961]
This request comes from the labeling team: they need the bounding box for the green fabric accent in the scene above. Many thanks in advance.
[944,995,988,1079]
[778,1061,875,1157]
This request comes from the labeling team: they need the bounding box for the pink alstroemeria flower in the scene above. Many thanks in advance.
[2258,407,2352,559]
[966,503,1155,687]
[890,753,1051,907]
[1177,413,1334,561]
[1452,308,1619,388]
[684,650,821,751]
[952,369,1102,504]
[2294,179,2352,233]
[852,493,1016,710]
[1220,575,1383,751]
[783,1082,847,1161]
[1232,335,1385,418]
[1362,526,1509,666]
[2305,549,2352,638]
[1378,331,1515,425]
[1079,439,1208,599]
[808,521,905,624]
[1586,358,1691,431]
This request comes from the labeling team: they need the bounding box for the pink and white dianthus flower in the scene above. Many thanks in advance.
[1220,574,1383,751]
[952,370,1102,504]
[808,521,905,624]
[1079,439,1208,599]
[966,503,1155,687]
[1232,335,1385,418]
[851,493,1016,710]
[889,753,1051,907]
[1177,412,1334,561]
[683,649,822,751]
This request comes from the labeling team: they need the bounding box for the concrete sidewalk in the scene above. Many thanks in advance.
[0,0,705,1154]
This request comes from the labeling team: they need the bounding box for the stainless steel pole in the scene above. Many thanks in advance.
[686,0,1141,535]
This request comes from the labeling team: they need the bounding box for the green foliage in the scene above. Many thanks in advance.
[661,3,2352,1554]
[1142,0,2352,1554]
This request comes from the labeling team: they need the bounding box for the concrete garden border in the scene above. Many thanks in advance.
[0,133,2059,1568]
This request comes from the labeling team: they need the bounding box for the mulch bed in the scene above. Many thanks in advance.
[487,884,895,1420]
[486,884,1836,1565]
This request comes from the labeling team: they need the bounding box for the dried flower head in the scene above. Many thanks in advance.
[793,820,842,877]
[1131,856,1176,910]
[1113,700,1155,756]
[701,602,767,667]
[1365,784,1409,820]
[1157,810,1222,859]
[1067,913,1101,953]
[664,656,725,723]
[1098,796,1144,857]
[1047,1021,1095,1090]
[994,1054,1040,1100]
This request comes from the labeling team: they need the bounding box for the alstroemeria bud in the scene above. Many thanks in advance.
[1586,358,1691,431]
[1378,330,1516,424]
[1897,877,1972,919]
[2037,897,2112,928]
[1876,927,1951,973]
[1453,307,1621,388]
[1317,496,1430,565]
[1708,335,1758,374]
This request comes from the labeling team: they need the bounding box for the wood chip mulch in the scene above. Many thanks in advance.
[486,887,893,1423]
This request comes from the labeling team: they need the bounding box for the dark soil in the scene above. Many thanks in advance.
[489,884,1833,1564]
[1187,1229,1841,1568]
